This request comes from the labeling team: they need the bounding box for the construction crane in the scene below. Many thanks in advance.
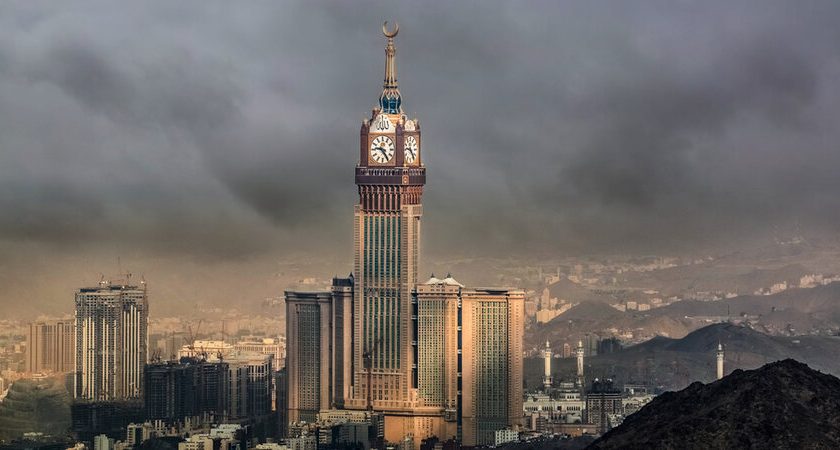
[183,319,204,358]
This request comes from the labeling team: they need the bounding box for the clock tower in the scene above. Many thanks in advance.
[349,21,426,430]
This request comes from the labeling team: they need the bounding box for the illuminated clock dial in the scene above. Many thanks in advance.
[404,135,418,163]
[370,135,395,163]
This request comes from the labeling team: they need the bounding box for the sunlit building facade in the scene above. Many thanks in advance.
[26,319,75,374]
[284,24,524,447]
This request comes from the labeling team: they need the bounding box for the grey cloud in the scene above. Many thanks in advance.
[1,0,840,267]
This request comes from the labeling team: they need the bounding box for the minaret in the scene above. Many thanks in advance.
[576,340,585,388]
[543,341,553,391]
[716,343,724,380]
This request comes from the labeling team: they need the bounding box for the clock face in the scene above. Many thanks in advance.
[404,135,418,164]
[370,135,395,164]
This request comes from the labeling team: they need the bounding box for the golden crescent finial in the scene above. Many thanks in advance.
[383,21,399,38]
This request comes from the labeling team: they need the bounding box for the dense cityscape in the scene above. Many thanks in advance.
[4,2,840,450]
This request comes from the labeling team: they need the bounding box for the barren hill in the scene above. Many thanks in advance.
[589,359,840,449]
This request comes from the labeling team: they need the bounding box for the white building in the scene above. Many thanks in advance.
[93,435,113,450]
[178,340,234,360]
[234,337,284,370]
[523,386,585,426]
[286,433,317,450]
[493,429,519,447]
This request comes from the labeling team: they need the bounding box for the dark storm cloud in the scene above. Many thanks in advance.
[1,0,840,262]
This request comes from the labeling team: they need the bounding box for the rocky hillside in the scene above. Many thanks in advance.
[589,359,840,449]
[0,376,71,441]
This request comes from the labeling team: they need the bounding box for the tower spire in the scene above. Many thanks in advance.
[380,21,402,114]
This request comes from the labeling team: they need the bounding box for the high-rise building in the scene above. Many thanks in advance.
[716,343,725,380]
[234,338,284,372]
[144,354,271,428]
[411,278,525,446]
[459,288,525,447]
[285,290,333,423]
[144,360,196,422]
[276,367,288,438]
[347,22,425,429]
[331,276,354,409]
[411,276,462,441]
[74,280,148,401]
[283,24,524,447]
[144,358,229,424]
[26,319,75,374]
[227,351,274,423]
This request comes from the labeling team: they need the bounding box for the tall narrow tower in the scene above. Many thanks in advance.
[716,343,724,380]
[576,340,585,388]
[543,341,553,391]
[350,21,425,418]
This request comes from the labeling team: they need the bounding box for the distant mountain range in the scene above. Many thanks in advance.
[526,322,840,392]
[589,359,840,449]
[527,281,840,352]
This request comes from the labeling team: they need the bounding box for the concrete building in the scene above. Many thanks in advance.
[282,25,525,447]
[234,338,284,371]
[410,276,462,441]
[94,434,112,450]
[523,383,585,428]
[562,343,572,359]
[75,280,148,401]
[26,319,75,374]
[178,340,234,361]
[585,379,623,435]
[143,358,229,424]
[276,367,288,438]
[330,276,354,409]
[226,351,274,423]
[494,429,519,447]
[285,290,333,424]
[126,422,154,447]
[345,24,427,445]
[460,288,525,447]
[717,343,725,380]
[144,353,271,428]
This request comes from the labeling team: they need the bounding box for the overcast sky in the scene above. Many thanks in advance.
[2,1,840,316]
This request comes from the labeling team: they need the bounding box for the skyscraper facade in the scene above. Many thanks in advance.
[348,21,425,423]
[26,319,75,374]
[74,281,148,401]
[285,290,333,423]
[459,288,524,447]
[284,24,524,446]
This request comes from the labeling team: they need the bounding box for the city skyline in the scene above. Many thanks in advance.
[2,4,840,447]
[3,1,840,317]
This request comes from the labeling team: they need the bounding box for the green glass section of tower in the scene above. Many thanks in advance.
[362,214,403,370]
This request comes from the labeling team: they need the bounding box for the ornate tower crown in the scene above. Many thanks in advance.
[379,21,401,114]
